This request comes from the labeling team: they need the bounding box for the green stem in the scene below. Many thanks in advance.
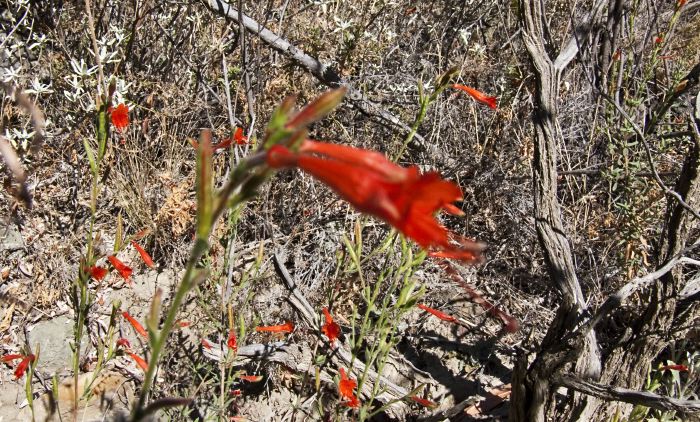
[393,98,428,162]
[133,238,209,420]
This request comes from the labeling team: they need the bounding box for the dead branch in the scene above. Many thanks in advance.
[415,395,483,422]
[555,374,700,414]
[586,246,700,331]
[512,1,608,420]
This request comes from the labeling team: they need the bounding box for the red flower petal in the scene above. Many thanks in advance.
[410,396,437,408]
[338,368,357,399]
[108,255,133,283]
[266,141,484,264]
[227,330,238,353]
[201,339,213,350]
[660,364,689,372]
[452,84,497,109]
[116,338,131,348]
[131,241,155,268]
[87,265,108,281]
[239,374,263,382]
[255,322,294,334]
[13,354,35,379]
[127,352,148,371]
[212,138,233,151]
[109,103,129,130]
[234,127,248,145]
[343,396,361,408]
[321,307,341,345]
[122,311,148,338]
[417,303,458,323]
[2,354,24,363]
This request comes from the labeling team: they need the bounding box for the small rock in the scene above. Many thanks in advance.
[28,315,87,374]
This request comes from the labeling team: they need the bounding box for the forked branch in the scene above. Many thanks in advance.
[555,374,700,414]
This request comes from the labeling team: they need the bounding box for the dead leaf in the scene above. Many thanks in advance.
[0,303,15,332]
[465,384,511,416]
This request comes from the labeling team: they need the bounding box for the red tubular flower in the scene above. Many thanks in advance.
[109,103,129,130]
[255,321,295,334]
[227,330,238,353]
[410,396,437,408]
[127,352,148,371]
[202,128,248,152]
[13,354,35,379]
[234,127,248,145]
[131,241,155,268]
[122,311,148,338]
[201,339,213,350]
[108,255,133,283]
[87,265,108,281]
[2,354,24,363]
[116,338,131,349]
[338,368,360,408]
[321,307,341,345]
[660,364,689,372]
[452,84,497,109]
[267,141,484,263]
[417,303,458,323]
[239,374,263,382]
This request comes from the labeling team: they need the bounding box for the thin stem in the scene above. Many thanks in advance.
[133,238,209,420]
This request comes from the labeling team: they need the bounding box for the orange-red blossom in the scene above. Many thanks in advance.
[267,140,484,263]
[109,103,129,130]
[452,84,497,109]
[86,265,108,281]
[321,307,341,345]
[410,396,437,408]
[660,364,688,372]
[131,241,155,268]
[122,311,148,338]
[108,255,133,283]
[417,303,458,323]
[127,352,148,371]
[255,321,295,334]
[2,353,35,379]
[227,330,238,353]
[338,368,360,408]
[190,127,248,151]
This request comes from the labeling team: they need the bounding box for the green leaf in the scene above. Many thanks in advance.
[195,131,214,239]
[82,137,98,175]
[97,103,109,162]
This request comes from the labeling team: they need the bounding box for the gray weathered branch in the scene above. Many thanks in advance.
[555,374,700,414]
[511,1,607,420]
[586,247,700,331]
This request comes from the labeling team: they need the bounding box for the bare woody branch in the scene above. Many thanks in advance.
[586,244,700,332]
[555,374,700,414]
